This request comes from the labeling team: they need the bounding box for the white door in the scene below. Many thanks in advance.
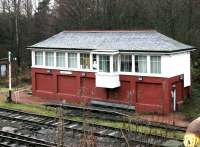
[171,85,176,112]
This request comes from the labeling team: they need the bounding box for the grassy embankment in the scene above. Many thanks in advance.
[0,91,184,140]
[179,82,200,121]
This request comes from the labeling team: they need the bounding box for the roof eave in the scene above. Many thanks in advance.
[27,46,196,53]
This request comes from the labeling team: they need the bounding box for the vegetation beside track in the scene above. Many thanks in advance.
[180,83,200,121]
[0,96,185,141]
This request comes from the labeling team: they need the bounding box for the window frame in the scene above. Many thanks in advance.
[150,56,161,74]
[45,51,54,67]
[68,52,77,69]
[80,53,90,69]
[99,55,110,73]
[56,52,65,67]
[135,55,147,73]
[120,54,132,72]
[35,51,43,66]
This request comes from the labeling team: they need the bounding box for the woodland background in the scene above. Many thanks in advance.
[0,0,200,80]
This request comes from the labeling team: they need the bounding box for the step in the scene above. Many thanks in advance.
[90,100,135,111]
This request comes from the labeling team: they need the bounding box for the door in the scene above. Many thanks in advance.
[171,85,177,112]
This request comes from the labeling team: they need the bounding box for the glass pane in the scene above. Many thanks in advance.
[113,55,118,72]
[68,53,77,68]
[135,55,147,73]
[45,52,54,66]
[99,55,110,72]
[121,55,132,72]
[35,51,43,66]
[56,52,65,67]
[80,53,90,69]
[151,56,161,74]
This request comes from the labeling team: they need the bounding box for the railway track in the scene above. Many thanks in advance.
[0,130,56,147]
[0,107,184,146]
[44,103,187,132]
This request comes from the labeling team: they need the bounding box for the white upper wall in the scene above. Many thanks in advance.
[31,50,191,87]
[162,51,191,87]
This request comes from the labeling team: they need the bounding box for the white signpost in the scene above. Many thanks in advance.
[7,51,12,102]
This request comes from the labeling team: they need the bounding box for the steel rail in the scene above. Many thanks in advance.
[0,107,183,146]
[0,130,56,147]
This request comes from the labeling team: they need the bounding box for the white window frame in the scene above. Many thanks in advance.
[68,52,78,69]
[45,51,54,67]
[56,52,66,67]
[80,53,90,69]
[99,55,110,73]
[135,55,147,73]
[150,56,161,74]
[35,51,43,66]
[120,54,132,72]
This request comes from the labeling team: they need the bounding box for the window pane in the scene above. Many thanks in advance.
[93,54,97,70]
[56,52,65,67]
[99,55,110,72]
[35,51,43,66]
[151,56,161,74]
[113,55,118,72]
[135,55,147,73]
[68,53,77,68]
[45,52,54,66]
[80,53,90,69]
[121,55,132,72]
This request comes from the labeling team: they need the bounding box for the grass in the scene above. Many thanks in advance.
[0,100,56,117]
[179,83,200,121]
[0,99,185,140]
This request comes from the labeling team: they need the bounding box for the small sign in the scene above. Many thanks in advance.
[60,71,72,75]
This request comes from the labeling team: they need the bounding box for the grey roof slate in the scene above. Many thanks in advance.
[28,30,194,52]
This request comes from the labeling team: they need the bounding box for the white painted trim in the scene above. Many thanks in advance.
[147,55,151,74]
[32,50,35,66]
[43,51,45,66]
[91,51,119,55]
[118,54,121,72]
[77,53,80,69]
[65,52,68,68]
[31,65,183,78]
[54,52,56,67]
[96,55,99,71]
[31,50,191,87]
[132,55,135,72]
[110,55,113,73]
[90,53,93,70]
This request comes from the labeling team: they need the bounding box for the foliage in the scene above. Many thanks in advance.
[180,83,200,120]
[0,0,200,80]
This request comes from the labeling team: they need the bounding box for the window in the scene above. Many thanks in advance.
[113,55,118,72]
[151,56,161,74]
[56,52,65,67]
[93,54,97,70]
[135,55,147,73]
[68,53,77,68]
[99,55,110,72]
[35,51,43,66]
[80,53,90,69]
[121,55,132,72]
[45,52,54,66]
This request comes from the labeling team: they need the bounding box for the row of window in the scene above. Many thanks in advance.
[34,51,161,74]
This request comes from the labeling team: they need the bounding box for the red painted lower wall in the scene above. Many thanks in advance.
[31,68,191,113]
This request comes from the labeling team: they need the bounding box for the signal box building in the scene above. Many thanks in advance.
[28,31,195,113]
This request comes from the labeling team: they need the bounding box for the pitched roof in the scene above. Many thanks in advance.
[28,30,194,53]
